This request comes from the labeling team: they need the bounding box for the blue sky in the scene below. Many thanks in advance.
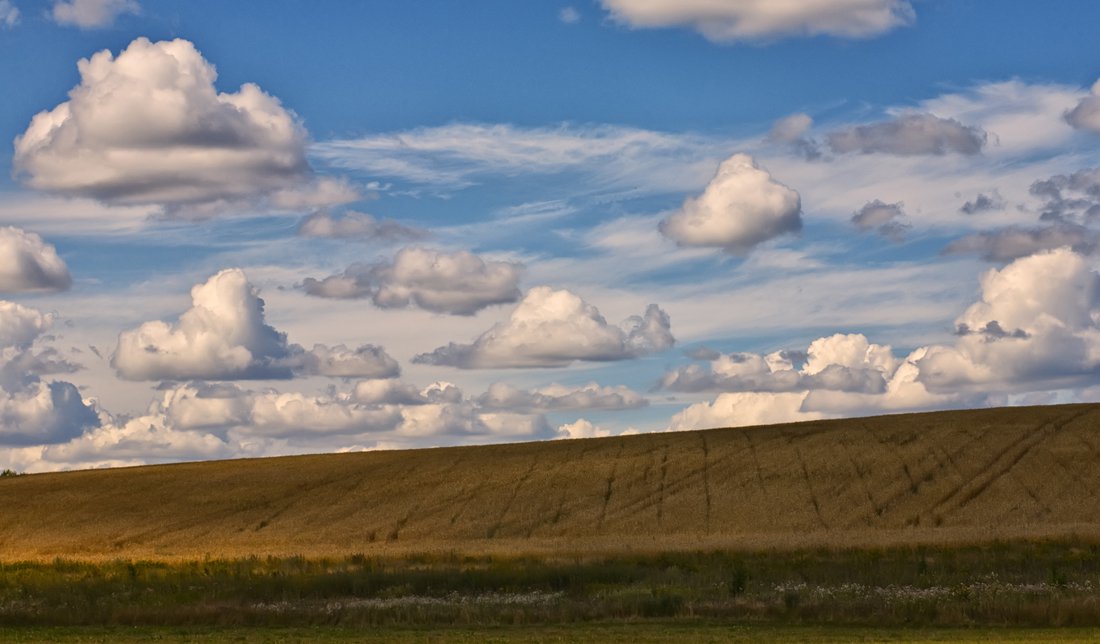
[2,0,1100,471]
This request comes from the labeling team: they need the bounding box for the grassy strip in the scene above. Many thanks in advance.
[0,540,1098,628]
[2,623,1100,643]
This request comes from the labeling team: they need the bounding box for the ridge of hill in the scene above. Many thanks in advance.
[2,404,1099,560]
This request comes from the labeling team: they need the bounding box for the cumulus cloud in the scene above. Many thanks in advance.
[297,210,426,241]
[851,200,910,241]
[302,248,523,315]
[827,113,986,156]
[51,0,137,28]
[0,301,97,447]
[917,248,1100,390]
[477,382,647,412]
[659,153,802,253]
[600,0,914,42]
[1066,79,1100,134]
[668,392,823,431]
[0,227,71,293]
[113,268,399,381]
[1,0,19,27]
[943,225,1099,262]
[557,418,614,439]
[661,334,897,395]
[413,286,673,368]
[14,37,349,216]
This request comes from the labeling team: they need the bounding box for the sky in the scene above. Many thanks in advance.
[2,0,1100,472]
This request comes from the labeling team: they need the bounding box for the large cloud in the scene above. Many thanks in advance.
[600,0,914,42]
[0,301,97,446]
[302,248,523,315]
[1066,79,1100,134]
[827,113,987,156]
[13,37,351,215]
[413,286,673,368]
[917,248,1100,390]
[0,227,71,293]
[112,269,399,381]
[659,153,802,253]
[51,0,138,28]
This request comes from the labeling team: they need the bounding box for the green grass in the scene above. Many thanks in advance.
[1,541,1099,629]
[2,624,1100,643]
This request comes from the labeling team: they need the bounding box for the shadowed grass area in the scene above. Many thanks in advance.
[2,404,1100,561]
[0,542,1099,628]
[3,624,1100,643]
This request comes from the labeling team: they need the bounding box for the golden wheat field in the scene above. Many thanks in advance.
[2,403,1099,561]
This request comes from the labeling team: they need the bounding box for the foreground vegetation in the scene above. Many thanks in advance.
[1,540,1099,631]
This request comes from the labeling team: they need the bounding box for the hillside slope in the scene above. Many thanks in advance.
[2,404,1099,560]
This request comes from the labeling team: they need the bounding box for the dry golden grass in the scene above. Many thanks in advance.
[2,403,1099,561]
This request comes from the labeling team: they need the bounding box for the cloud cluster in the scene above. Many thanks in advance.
[297,211,426,242]
[113,269,399,381]
[14,38,347,216]
[659,153,802,253]
[51,0,138,28]
[0,301,98,447]
[662,334,898,395]
[600,0,915,42]
[851,200,910,241]
[827,113,986,156]
[0,227,71,293]
[1031,168,1100,224]
[413,286,673,368]
[668,248,1100,431]
[302,248,523,315]
[1066,79,1100,134]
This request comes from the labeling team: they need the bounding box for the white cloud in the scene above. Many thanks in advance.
[659,153,802,253]
[297,210,426,241]
[51,0,138,28]
[0,301,98,447]
[661,333,898,395]
[14,38,347,216]
[1,0,19,27]
[668,392,823,431]
[302,247,523,316]
[827,113,987,156]
[113,268,295,381]
[413,286,673,368]
[0,227,71,293]
[917,248,1100,391]
[600,0,914,43]
[112,268,399,381]
[557,418,613,439]
[1066,79,1100,134]
[559,6,580,24]
[477,382,647,412]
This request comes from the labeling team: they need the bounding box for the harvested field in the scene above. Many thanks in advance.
[2,404,1100,560]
